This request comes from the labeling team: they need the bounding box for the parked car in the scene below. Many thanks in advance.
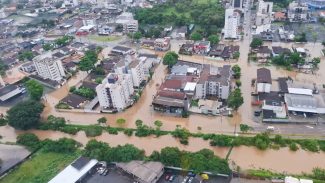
[169,175,175,182]
[165,174,170,181]
[254,110,261,116]
[188,177,194,183]
[182,176,189,183]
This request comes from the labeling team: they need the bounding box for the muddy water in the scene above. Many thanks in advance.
[1,126,325,174]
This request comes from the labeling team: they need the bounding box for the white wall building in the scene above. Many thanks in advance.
[96,73,134,111]
[128,60,145,88]
[115,12,139,33]
[288,1,309,22]
[256,68,272,93]
[33,52,66,81]
[254,0,273,34]
[224,8,240,39]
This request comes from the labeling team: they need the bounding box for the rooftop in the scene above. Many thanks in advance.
[116,161,164,183]
[61,94,88,108]
[257,68,272,84]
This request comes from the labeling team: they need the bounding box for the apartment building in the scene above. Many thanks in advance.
[96,73,134,111]
[288,1,309,22]
[33,52,66,82]
[115,12,138,33]
[195,65,232,100]
[224,8,240,39]
[254,0,273,34]
[128,60,145,88]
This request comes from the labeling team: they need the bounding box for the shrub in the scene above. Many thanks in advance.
[124,129,133,136]
[210,135,233,147]
[42,138,79,153]
[289,142,299,151]
[319,141,325,152]
[107,127,118,135]
[85,125,103,137]
[0,118,7,126]
[298,139,319,152]
[60,126,79,135]
[17,133,40,150]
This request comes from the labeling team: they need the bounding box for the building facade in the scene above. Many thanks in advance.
[128,60,145,88]
[288,1,309,22]
[96,73,134,111]
[254,0,273,34]
[33,52,66,81]
[224,8,240,39]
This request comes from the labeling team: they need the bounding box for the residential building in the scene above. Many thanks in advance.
[257,68,272,93]
[96,73,134,111]
[255,46,272,62]
[0,85,25,102]
[152,90,189,114]
[128,60,145,88]
[179,43,194,55]
[209,44,225,57]
[254,0,273,34]
[273,11,286,21]
[224,8,240,39]
[33,52,66,82]
[176,26,188,39]
[272,46,292,57]
[195,65,232,100]
[49,157,98,183]
[221,45,240,59]
[111,46,134,55]
[154,37,171,51]
[193,41,211,54]
[115,12,138,33]
[288,1,309,22]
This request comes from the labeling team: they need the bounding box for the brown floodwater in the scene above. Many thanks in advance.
[1,125,325,174]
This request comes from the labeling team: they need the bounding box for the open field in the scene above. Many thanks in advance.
[0,151,79,183]
[87,35,122,42]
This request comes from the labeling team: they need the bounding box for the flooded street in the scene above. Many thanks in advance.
[1,125,325,174]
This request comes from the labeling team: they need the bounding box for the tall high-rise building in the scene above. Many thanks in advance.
[224,8,240,39]
[232,0,243,9]
[96,73,134,111]
[33,52,66,82]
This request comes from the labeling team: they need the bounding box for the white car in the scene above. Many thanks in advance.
[266,126,275,131]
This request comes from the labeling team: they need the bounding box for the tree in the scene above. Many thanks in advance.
[312,57,321,68]
[160,147,182,166]
[235,80,241,88]
[312,32,318,44]
[154,120,163,130]
[208,35,220,45]
[227,88,244,111]
[191,32,203,41]
[25,80,44,101]
[163,51,179,68]
[239,124,250,133]
[233,51,240,60]
[0,59,8,76]
[97,117,107,124]
[232,64,241,79]
[133,31,142,41]
[55,35,73,47]
[18,51,34,61]
[116,118,126,126]
[17,133,40,150]
[79,50,98,72]
[250,38,263,48]
[43,138,79,153]
[7,100,44,130]
[43,43,53,51]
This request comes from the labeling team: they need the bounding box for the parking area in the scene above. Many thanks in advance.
[158,170,230,183]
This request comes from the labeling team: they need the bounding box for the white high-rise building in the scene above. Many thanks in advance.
[33,52,66,82]
[254,0,273,34]
[128,60,145,88]
[96,73,134,111]
[224,8,240,39]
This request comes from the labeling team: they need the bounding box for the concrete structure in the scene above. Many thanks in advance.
[224,8,240,39]
[254,0,273,34]
[288,1,309,22]
[33,52,66,82]
[257,68,272,93]
[116,12,138,33]
[128,60,145,88]
[116,161,164,183]
[49,157,98,183]
[195,65,232,100]
[96,73,134,111]
[0,85,25,102]
[154,37,171,51]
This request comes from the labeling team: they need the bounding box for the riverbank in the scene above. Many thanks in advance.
[1,125,325,174]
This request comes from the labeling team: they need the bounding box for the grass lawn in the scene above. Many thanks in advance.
[0,151,79,183]
[87,35,121,42]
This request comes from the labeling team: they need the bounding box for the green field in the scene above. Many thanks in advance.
[87,35,121,42]
[0,151,79,183]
